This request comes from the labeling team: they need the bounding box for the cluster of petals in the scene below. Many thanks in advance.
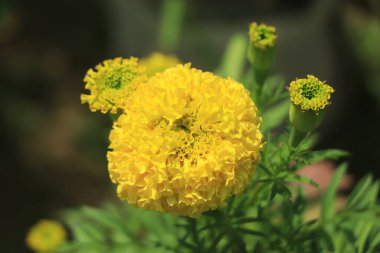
[289,75,334,111]
[249,22,277,49]
[108,64,263,217]
[81,57,146,114]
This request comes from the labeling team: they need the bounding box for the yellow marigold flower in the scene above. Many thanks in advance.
[81,57,146,114]
[289,75,334,111]
[26,220,66,253]
[140,52,181,77]
[249,22,277,49]
[108,64,263,217]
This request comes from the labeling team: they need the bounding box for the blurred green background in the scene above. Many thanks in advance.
[1,0,379,252]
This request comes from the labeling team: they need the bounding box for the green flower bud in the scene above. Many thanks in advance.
[247,22,277,85]
[288,75,334,146]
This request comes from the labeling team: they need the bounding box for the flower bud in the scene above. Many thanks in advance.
[26,220,66,252]
[247,22,277,84]
[81,57,146,114]
[288,75,334,146]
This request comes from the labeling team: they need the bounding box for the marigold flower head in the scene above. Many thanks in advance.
[289,75,334,111]
[249,22,277,49]
[81,57,146,113]
[26,220,66,252]
[108,64,263,217]
[140,52,181,77]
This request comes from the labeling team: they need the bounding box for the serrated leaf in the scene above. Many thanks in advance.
[307,149,350,164]
[285,173,320,188]
[345,175,376,211]
[295,134,318,153]
[321,163,347,222]
[356,221,374,253]
[80,206,131,239]
[260,75,287,107]
[367,227,380,253]
[178,239,197,250]
[70,222,105,242]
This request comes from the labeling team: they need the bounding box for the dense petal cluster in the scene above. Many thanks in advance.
[81,57,146,113]
[140,52,181,77]
[249,22,277,49]
[26,220,66,252]
[108,64,263,217]
[289,75,334,111]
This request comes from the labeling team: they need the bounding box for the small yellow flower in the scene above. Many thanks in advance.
[289,75,334,111]
[140,52,181,77]
[108,64,263,217]
[249,22,277,49]
[81,57,146,114]
[26,220,66,253]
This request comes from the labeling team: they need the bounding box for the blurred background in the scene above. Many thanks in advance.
[1,0,379,251]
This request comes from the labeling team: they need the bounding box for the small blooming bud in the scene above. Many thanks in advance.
[81,57,147,114]
[288,75,334,146]
[26,220,66,253]
[247,22,277,84]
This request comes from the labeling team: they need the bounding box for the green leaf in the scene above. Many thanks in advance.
[232,217,264,225]
[237,228,266,237]
[260,76,287,106]
[367,227,380,253]
[345,175,379,211]
[208,230,227,251]
[216,33,248,81]
[356,221,374,253]
[232,232,248,253]
[58,242,105,253]
[295,134,318,153]
[65,212,105,242]
[80,206,131,239]
[178,239,197,250]
[285,173,320,188]
[307,149,350,164]
[261,99,290,132]
[321,163,347,223]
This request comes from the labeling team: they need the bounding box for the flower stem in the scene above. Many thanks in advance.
[288,127,307,148]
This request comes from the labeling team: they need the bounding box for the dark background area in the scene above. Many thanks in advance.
[1,0,379,252]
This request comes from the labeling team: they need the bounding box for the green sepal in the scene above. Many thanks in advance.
[289,104,325,133]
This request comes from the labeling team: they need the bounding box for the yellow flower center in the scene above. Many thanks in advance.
[289,75,334,111]
[102,65,138,90]
[81,57,146,113]
[249,22,277,49]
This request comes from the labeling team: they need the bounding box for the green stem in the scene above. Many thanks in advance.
[288,127,307,148]
[188,218,204,251]
[253,67,268,88]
